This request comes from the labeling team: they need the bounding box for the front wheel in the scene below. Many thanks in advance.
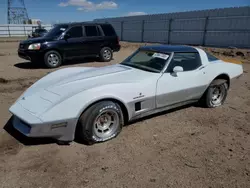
[76,101,124,144]
[202,79,228,108]
[44,50,62,68]
[99,47,113,62]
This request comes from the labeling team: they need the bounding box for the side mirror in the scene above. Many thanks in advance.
[64,33,70,40]
[173,66,183,73]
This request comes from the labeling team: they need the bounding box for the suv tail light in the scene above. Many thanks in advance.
[117,36,120,44]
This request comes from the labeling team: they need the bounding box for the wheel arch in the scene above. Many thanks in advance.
[212,73,230,88]
[200,73,230,99]
[100,45,113,51]
[43,48,63,59]
[78,97,129,124]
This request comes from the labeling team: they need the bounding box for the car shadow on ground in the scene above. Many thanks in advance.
[14,57,104,69]
[4,104,201,146]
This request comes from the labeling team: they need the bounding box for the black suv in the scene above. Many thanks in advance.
[18,22,120,68]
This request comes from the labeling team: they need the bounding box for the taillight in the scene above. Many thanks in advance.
[117,36,120,43]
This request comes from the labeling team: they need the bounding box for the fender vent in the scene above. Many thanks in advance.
[135,102,141,111]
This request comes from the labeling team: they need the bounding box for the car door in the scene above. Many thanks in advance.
[63,25,85,58]
[156,52,208,108]
[82,25,104,56]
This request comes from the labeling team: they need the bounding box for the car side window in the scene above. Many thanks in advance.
[205,51,219,61]
[100,24,116,36]
[84,26,101,37]
[166,52,202,72]
[66,26,83,38]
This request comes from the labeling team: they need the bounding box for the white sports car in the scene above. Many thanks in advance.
[9,45,243,144]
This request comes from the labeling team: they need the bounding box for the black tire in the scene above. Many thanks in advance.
[99,47,113,62]
[76,101,124,144]
[44,50,62,68]
[201,79,228,108]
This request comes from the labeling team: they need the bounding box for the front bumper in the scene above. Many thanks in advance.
[18,49,43,62]
[9,102,78,141]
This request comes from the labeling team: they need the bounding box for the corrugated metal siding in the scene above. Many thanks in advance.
[207,16,250,31]
[123,21,142,30]
[123,31,142,42]
[143,20,169,43]
[144,31,169,43]
[205,31,250,47]
[170,31,204,45]
[94,6,250,48]
[144,20,169,30]
[171,18,206,31]
[94,6,250,22]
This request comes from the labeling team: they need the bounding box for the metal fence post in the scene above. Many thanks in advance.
[8,24,10,37]
[141,20,145,42]
[202,16,209,46]
[168,18,172,44]
[121,21,124,41]
[23,24,26,36]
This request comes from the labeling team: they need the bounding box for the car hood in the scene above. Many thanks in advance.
[20,36,53,44]
[15,64,156,116]
[45,64,144,94]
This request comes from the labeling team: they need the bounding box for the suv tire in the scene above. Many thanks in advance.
[99,47,113,62]
[44,50,62,68]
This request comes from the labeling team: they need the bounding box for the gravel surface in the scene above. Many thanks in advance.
[0,41,249,188]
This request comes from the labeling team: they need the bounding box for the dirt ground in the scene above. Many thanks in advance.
[0,41,249,188]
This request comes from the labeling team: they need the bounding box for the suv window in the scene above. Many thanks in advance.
[205,51,219,61]
[67,26,83,38]
[166,52,202,72]
[100,24,116,36]
[35,29,46,33]
[85,25,100,37]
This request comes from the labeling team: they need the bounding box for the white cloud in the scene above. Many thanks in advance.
[58,2,68,7]
[58,0,118,11]
[126,12,147,16]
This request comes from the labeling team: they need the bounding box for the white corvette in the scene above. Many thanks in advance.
[9,45,243,144]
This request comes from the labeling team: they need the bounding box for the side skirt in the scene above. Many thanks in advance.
[129,99,198,122]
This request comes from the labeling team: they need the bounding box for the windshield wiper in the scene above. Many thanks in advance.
[121,63,159,73]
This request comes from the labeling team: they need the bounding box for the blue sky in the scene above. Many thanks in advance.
[0,0,249,24]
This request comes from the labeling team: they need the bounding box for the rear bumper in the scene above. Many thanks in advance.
[113,44,121,52]
[9,102,78,141]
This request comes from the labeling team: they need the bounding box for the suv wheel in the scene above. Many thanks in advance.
[44,50,62,68]
[99,47,113,62]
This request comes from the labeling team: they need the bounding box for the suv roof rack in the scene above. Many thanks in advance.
[53,21,110,26]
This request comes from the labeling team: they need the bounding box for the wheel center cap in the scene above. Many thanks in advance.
[100,116,108,125]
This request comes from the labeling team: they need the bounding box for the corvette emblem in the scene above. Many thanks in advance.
[133,92,145,99]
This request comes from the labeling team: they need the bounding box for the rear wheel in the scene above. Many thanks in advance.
[201,79,228,108]
[44,50,62,68]
[99,47,113,62]
[76,101,124,144]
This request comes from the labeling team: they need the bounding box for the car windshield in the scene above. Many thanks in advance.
[35,29,47,33]
[120,49,170,73]
[44,24,69,38]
